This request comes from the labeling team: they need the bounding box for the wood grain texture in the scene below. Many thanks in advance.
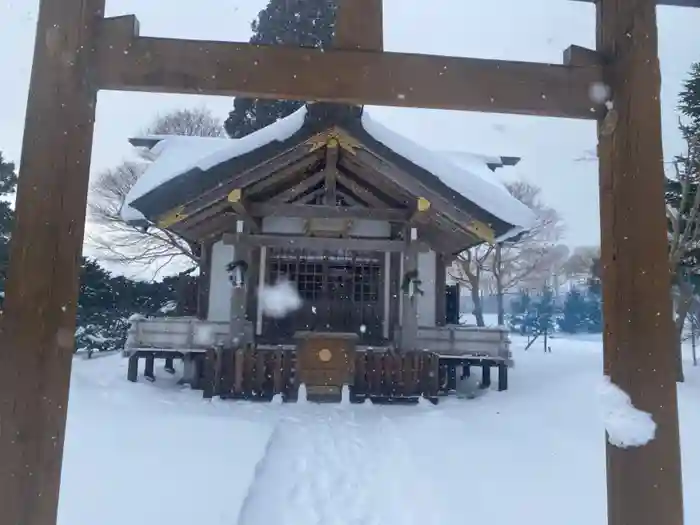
[94,18,603,120]
[596,1,684,524]
[334,0,383,51]
[0,2,104,525]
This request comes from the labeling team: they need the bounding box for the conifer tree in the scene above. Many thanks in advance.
[224,0,338,138]
[0,153,18,301]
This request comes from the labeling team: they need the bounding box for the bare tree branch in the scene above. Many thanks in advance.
[448,179,565,326]
[87,107,226,272]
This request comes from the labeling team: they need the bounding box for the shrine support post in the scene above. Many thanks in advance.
[597,1,684,524]
[0,1,104,525]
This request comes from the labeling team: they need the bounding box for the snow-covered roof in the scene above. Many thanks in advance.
[122,103,535,243]
[122,136,234,222]
[121,106,308,222]
[360,113,535,233]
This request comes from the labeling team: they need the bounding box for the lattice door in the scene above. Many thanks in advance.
[263,247,384,344]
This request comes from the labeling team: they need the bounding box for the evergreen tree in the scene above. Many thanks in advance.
[224,0,338,138]
[584,257,603,333]
[679,62,700,136]
[76,259,198,355]
[0,152,17,301]
[558,289,587,334]
[508,290,532,334]
[532,287,556,336]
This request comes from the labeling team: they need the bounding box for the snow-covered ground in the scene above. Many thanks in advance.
[58,335,700,525]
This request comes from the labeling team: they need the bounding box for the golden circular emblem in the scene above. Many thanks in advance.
[318,348,332,362]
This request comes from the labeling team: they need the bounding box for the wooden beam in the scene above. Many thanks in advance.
[249,202,410,222]
[230,221,251,346]
[244,153,322,199]
[197,241,213,320]
[596,1,684,525]
[334,0,383,51]
[183,211,237,242]
[227,189,260,233]
[434,253,448,327]
[0,2,105,525]
[323,141,339,205]
[94,17,603,120]
[409,197,432,224]
[563,45,604,67]
[336,171,391,208]
[223,233,428,253]
[271,171,325,203]
[291,187,326,205]
[400,227,419,350]
[340,154,414,207]
[574,0,699,6]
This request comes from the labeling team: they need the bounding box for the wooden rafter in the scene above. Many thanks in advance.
[270,170,325,203]
[335,170,392,208]
[93,16,603,120]
[290,187,326,205]
[159,149,322,229]
[241,153,322,200]
[339,154,413,207]
[323,141,339,205]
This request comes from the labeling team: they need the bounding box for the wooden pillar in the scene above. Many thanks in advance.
[230,221,250,347]
[0,2,104,525]
[383,251,391,339]
[495,244,505,326]
[400,228,419,350]
[256,246,267,336]
[434,253,447,327]
[197,242,213,320]
[334,0,383,51]
[596,2,684,524]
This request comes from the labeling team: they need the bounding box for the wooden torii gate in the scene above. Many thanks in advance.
[0,0,696,524]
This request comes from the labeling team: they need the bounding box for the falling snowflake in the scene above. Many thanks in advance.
[589,82,611,104]
[258,279,302,319]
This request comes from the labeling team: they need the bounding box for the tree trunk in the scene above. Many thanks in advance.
[673,282,693,383]
[692,314,697,367]
[470,281,485,327]
[495,244,505,326]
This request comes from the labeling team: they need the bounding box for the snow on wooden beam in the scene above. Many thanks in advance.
[93,16,604,120]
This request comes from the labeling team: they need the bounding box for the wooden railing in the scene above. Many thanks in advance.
[124,316,252,353]
[202,346,440,402]
[396,325,511,362]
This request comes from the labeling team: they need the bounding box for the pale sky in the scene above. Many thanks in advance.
[2,0,699,274]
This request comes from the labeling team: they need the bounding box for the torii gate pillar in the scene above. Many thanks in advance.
[0,2,104,525]
[596,1,684,524]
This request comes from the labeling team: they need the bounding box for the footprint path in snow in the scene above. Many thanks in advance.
[235,406,449,525]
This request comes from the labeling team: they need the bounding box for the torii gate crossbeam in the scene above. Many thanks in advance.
[0,1,691,524]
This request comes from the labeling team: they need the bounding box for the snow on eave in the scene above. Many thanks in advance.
[439,150,521,172]
[121,106,308,222]
[360,111,536,233]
